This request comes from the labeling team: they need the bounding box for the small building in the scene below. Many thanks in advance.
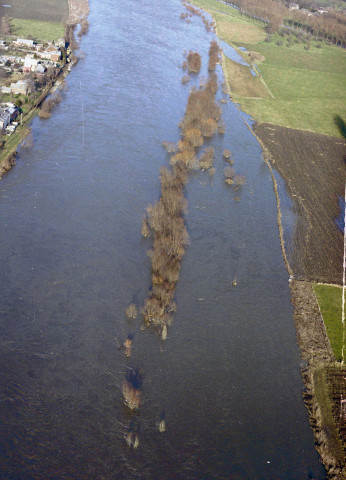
[14,38,34,48]
[1,86,11,94]
[10,80,29,95]
[317,8,328,14]
[288,2,299,10]
[23,55,38,72]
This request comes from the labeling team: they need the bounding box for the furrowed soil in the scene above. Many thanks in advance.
[0,0,69,23]
[253,123,346,285]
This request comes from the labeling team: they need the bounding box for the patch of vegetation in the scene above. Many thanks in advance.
[313,284,344,362]
[10,18,65,43]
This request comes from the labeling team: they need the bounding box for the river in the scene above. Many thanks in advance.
[0,0,326,478]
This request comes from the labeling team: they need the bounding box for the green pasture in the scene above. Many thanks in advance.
[10,18,65,43]
[313,284,344,362]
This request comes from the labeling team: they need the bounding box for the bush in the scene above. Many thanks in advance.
[126,304,138,318]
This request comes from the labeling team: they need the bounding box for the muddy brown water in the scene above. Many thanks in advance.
[0,0,326,478]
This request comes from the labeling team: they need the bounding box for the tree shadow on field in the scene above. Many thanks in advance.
[334,114,346,139]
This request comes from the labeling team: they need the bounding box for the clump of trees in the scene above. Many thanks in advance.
[208,41,220,71]
[141,42,222,339]
[182,2,215,32]
[39,91,62,118]
[187,51,201,73]
[199,147,214,170]
[78,19,89,37]
[122,368,142,410]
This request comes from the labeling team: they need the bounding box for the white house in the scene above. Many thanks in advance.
[10,80,29,95]
[289,2,299,10]
[14,38,34,47]
[23,55,39,72]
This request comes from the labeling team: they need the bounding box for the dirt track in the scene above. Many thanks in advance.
[253,123,345,284]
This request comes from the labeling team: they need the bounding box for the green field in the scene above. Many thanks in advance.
[9,18,65,43]
[313,284,344,362]
[192,0,346,137]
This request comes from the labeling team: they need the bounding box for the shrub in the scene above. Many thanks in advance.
[126,303,138,318]
[234,174,246,185]
[223,165,235,179]
[223,149,231,159]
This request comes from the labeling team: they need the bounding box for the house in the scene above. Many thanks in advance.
[0,109,10,130]
[288,2,299,10]
[6,103,19,121]
[35,63,46,75]
[14,38,34,48]
[1,86,11,94]
[23,55,38,72]
[317,8,328,14]
[10,80,29,95]
[40,46,61,62]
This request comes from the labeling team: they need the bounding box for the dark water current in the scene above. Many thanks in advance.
[0,0,326,478]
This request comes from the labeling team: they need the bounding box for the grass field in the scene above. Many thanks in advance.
[9,19,65,43]
[192,0,346,137]
[313,284,344,361]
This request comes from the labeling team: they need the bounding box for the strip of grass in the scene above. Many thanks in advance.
[224,57,270,99]
[313,284,343,362]
[10,18,65,43]
[192,0,346,137]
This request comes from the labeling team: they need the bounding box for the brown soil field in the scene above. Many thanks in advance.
[254,123,346,285]
[0,0,69,23]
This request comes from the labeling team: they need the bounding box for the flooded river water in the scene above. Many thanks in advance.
[0,0,326,478]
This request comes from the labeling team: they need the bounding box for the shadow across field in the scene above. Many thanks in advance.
[254,122,346,284]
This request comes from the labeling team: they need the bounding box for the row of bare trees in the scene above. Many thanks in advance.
[226,0,346,45]
[140,43,222,340]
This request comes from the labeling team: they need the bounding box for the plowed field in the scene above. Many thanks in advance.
[254,123,345,284]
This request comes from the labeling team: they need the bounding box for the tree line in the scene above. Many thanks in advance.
[225,0,346,46]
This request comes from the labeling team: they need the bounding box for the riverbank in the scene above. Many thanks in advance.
[0,0,89,180]
[188,0,345,475]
